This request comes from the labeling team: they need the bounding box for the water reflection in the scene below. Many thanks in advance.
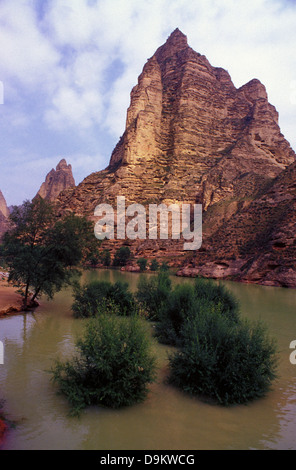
[0,269,296,450]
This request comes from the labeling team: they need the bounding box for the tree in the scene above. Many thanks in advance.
[2,198,96,309]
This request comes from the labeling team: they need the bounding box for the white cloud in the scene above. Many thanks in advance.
[0,0,296,206]
[0,0,60,89]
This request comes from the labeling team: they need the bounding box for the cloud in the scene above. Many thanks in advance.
[0,0,59,89]
[0,0,295,206]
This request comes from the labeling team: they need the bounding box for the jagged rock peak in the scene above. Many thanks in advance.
[57,30,296,287]
[37,158,75,201]
[0,190,9,218]
[164,28,188,48]
[56,158,71,171]
[154,28,189,62]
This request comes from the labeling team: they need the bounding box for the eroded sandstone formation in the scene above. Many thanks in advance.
[0,190,9,219]
[57,29,296,286]
[37,159,75,201]
[0,190,9,239]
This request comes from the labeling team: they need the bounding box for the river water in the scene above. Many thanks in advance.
[0,269,295,450]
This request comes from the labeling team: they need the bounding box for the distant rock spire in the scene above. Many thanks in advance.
[36,159,75,201]
[0,190,9,218]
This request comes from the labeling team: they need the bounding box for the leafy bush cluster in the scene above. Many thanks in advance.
[51,272,278,414]
[155,277,240,346]
[72,280,137,318]
[51,315,156,416]
[136,272,278,406]
[168,307,277,406]
[112,246,131,266]
[135,272,172,321]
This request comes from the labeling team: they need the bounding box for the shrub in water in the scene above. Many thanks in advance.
[193,277,240,324]
[135,272,172,321]
[168,307,278,406]
[155,282,198,345]
[51,315,157,415]
[155,279,240,346]
[72,280,137,318]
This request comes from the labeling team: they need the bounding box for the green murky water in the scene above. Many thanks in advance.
[0,269,295,450]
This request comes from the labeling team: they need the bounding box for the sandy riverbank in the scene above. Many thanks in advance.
[0,273,23,316]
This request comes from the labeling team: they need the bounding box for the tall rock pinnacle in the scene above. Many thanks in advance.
[0,190,9,239]
[57,30,296,286]
[37,159,75,201]
[0,190,9,219]
[104,28,295,207]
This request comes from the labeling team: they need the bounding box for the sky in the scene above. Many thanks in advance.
[0,0,295,206]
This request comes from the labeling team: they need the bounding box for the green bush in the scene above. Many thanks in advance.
[159,261,170,271]
[168,308,278,406]
[155,278,240,346]
[149,259,159,271]
[72,280,137,318]
[113,246,131,266]
[193,277,240,324]
[135,272,172,321]
[100,249,111,266]
[137,257,147,272]
[51,315,157,415]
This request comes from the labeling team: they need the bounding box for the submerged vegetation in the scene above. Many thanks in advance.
[154,277,240,346]
[72,279,137,318]
[51,271,278,414]
[51,314,156,416]
[168,309,278,406]
[3,200,276,414]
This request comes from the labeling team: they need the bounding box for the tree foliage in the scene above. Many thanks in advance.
[2,198,96,309]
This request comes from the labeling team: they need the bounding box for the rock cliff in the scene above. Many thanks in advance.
[37,159,75,201]
[0,190,9,239]
[0,190,9,219]
[57,29,296,286]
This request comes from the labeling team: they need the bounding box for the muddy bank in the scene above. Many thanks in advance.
[0,273,24,316]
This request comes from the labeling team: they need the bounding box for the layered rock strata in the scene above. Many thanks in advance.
[57,29,296,286]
